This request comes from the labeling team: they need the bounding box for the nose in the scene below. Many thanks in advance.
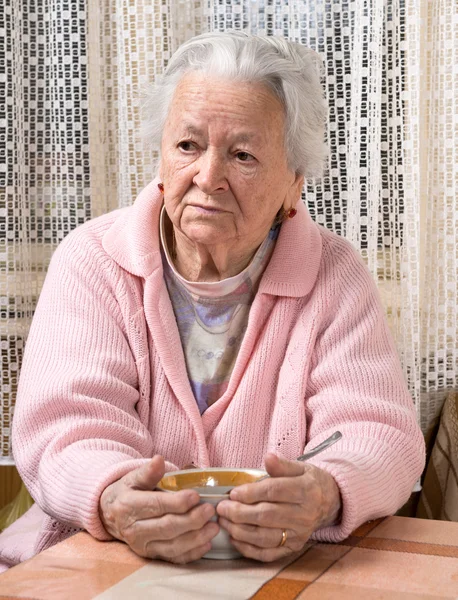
[193,150,229,194]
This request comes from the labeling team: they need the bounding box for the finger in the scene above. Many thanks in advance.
[264,453,305,478]
[124,455,166,490]
[230,538,291,563]
[229,474,311,505]
[163,541,213,565]
[132,502,216,541]
[146,520,219,560]
[218,500,312,529]
[218,517,288,549]
[123,488,201,520]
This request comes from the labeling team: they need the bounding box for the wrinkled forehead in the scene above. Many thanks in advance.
[164,71,287,141]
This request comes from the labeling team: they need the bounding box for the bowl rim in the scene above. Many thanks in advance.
[157,467,267,498]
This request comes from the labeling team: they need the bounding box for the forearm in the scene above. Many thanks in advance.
[308,423,425,542]
[13,413,177,538]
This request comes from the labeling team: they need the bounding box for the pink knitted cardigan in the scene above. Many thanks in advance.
[0,180,425,570]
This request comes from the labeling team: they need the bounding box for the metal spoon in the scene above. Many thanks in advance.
[296,430,342,462]
[255,430,343,483]
[193,431,343,495]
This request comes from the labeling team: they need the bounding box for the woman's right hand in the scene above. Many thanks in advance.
[99,455,219,564]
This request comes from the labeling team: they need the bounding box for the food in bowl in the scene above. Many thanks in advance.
[157,467,266,559]
[158,468,266,495]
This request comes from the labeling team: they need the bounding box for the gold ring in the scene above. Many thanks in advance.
[279,529,287,547]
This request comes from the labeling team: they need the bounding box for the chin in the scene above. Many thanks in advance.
[181,220,234,246]
[187,234,231,247]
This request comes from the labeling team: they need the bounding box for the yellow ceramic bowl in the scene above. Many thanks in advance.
[157,468,266,559]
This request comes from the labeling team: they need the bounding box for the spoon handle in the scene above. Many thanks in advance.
[296,430,342,462]
[256,431,342,484]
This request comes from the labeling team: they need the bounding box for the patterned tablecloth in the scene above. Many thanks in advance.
[1,516,458,599]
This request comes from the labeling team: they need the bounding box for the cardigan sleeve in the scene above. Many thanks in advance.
[11,224,178,541]
[304,237,425,542]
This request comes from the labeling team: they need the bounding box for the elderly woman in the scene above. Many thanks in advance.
[0,32,424,569]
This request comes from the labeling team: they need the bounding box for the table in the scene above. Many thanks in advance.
[1,516,458,599]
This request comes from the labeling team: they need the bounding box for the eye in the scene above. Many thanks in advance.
[235,151,255,162]
[178,141,195,152]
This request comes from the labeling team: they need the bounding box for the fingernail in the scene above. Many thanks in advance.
[217,500,230,514]
[186,490,200,504]
[230,490,239,501]
[209,522,219,536]
[203,503,215,518]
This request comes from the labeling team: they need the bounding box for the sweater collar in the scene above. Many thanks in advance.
[103,179,322,298]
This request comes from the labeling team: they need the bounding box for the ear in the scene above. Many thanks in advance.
[283,173,304,211]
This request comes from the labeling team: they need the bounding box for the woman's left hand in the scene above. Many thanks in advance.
[216,453,341,562]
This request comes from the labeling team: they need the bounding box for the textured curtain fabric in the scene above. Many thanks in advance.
[1,0,457,463]
[1,0,96,465]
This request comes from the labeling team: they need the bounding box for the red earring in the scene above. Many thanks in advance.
[158,182,164,193]
[287,208,297,219]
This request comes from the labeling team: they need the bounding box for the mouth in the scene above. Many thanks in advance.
[190,204,226,214]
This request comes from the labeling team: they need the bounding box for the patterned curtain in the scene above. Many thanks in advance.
[2,0,95,464]
[1,0,457,463]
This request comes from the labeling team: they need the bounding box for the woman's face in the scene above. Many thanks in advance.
[159,72,304,252]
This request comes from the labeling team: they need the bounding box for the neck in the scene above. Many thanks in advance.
[175,240,256,282]
[165,219,267,283]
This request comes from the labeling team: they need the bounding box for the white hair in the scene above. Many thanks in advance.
[142,31,327,177]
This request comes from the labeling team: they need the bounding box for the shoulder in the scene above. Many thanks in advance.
[318,225,366,270]
[316,225,376,291]
[51,207,130,262]
[306,225,384,327]
[57,207,130,252]
[47,207,133,285]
